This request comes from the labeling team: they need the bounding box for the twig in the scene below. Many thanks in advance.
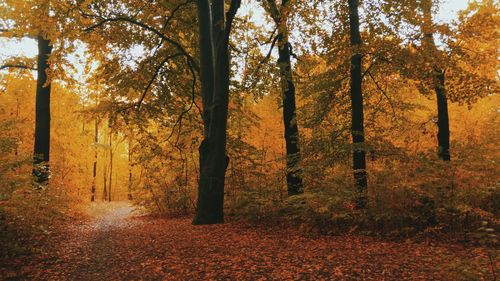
[367,71,397,117]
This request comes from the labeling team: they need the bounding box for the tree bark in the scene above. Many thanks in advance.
[348,0,367,209]
[32,35,52,185]
[275,0,304,196]
[193,0,240,225]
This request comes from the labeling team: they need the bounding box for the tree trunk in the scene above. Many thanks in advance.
[32,36,52,185]
[91,117,98,202]
[108,125,113,202]
[127,135,133,200]
[197,0,215,139]
[348,0,368,209]
[435,71,450,160]
[193,0,240,225]
[274,0,304,196]
[422,1,451,161]
[102,163,108,201]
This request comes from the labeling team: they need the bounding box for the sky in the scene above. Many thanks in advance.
[0,0,471,80]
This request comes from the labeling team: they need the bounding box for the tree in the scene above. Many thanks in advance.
[127,133,133,201]
[108,120,113,202]
[348,0,367,208]
[78,0,201,202]
[420,0,450,161]
[1,0,80,185]
[91,98,99,202]
[32,35,53,184]
[193,0,241,225]
[263,0,304,196]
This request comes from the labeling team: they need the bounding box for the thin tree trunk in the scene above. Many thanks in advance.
[32,35,52,185]
[348,0,368,209]
[102,163,108,201]
[15,98,20,156]
[108,124,113,202]
[422,1,451,161]
[91,117,98,202]
[274,0,304,195]
[128,135,133,200]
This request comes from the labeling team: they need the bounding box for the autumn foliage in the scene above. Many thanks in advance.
[0,0,499,280]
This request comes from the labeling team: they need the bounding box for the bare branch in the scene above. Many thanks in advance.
[0,64,37,71]
[167,58,199,145]
[136,53,183,109]
[258,35,279,67]
[256,26,278,46]
[163,0,195,29]
[367,71,396,116]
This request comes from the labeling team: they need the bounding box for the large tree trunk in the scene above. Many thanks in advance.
[348,0,368,209]
[193,0,240,225]
[197,0,215,139]
[422,1,451,161]
[275,0,304,196]
[32,36,52,185]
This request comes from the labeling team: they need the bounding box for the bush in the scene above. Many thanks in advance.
[226,150,499,238]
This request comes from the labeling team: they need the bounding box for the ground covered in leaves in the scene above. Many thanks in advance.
[0,202,494,280]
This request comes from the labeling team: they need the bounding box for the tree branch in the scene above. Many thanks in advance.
[264,0,280,23]
[0,64,37,71]
[258,35,279,67]
[167,58,199,145]
[367,71,396,116]
[163,0,195,29]
[83,16,199,72]
[225,0,242,38]
[256,26,278,46]
[136,53,183,109]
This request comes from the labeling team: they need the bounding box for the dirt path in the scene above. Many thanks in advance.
[6,202,493,280]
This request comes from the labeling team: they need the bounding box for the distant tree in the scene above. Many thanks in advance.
[127,133,133,201]
[108,119,113,202]
[91,98,99,202]
[394,0,499,161]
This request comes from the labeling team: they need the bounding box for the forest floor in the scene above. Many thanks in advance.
[0,202,495,280]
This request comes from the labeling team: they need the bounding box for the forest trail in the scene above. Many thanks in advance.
[5,202,489,280]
